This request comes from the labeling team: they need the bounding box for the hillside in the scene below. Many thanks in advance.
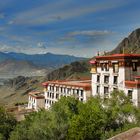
[0,60,91,106]
[0,60,48,78]
[46,60,91,81]
[0,76,44,106]
[111,28,140,54]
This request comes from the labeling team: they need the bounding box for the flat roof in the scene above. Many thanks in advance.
[42,80,91,90]
[89,54,140,62]
[29,91,44,99]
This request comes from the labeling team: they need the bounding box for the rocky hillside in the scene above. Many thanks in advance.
[111,28,140,54]
[45,60,91,81]
[0,76,44,106]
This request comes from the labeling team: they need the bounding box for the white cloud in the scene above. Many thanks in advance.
[68,30,113,37]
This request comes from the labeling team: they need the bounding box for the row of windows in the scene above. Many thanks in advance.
[96,87,133,100]
[48,88,84,97]
[47,92,59,99]
[97,75,118,85]
[96,86,109,94]
[29,96,36,103]
[45,99,55,105]
[101,63,119,73]
[47,91,84,99]
[100,62,137,72]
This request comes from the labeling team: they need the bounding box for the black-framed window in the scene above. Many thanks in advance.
[113,76,118,84]
[128,90,133,99]
[81,90,83,97]
[56,94,59,99]
[97,75,100,83]
[96,86,100,94]
[101,63,109,71]
[104,87,109,94]
[104,75,109,84]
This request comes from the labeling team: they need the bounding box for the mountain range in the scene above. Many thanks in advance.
[1,28,140,106]
[0,52,85,78]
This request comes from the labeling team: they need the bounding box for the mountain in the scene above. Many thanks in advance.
[0,52,86,68]
[0,60,47,78]
[46,60,90,81]
[111,28,140,54]
[0,52,86,78]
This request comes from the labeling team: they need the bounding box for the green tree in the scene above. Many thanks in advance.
[51,97,81,139]
[67,91,140,140]
[0,107,17,140]
[103,90,139,138]
[67,97,106,140]
[10,97,81,140]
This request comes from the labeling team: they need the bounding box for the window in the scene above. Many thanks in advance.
[104,87,109,94]
[49,100,51,105]
[101,63,109,71]
[56,94,59,99]
[105,63,109,71]
[104,75,109,84]
[64,88,66,93]
[67,88,70,94]
[101,64,104,71]
[81,90,83,97]
[113,76,118,84]
[97,75,100,83]
[47,92,49,97]
[72,89,75,94]
[113,63,119,73]
[76,89,79,96]
[128,90,133,99]
[96,86,100,94]
[56,87,59,92]
[52,93,54,99]
[132,62,137,71]
[60,87,63,92]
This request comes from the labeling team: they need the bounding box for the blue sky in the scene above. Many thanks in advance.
[0,0,140,57]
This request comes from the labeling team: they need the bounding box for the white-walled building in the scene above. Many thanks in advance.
[90,54,140,107]
[42,80,91,109]
[28,91,45,111]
